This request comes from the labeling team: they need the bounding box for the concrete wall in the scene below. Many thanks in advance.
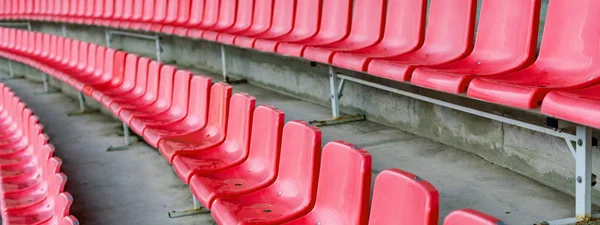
[2,0,596,205]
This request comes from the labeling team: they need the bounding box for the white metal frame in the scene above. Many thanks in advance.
[105,29,162,62]
[334,73,597,225]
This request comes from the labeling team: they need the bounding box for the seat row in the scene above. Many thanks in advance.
[0,0,599,129]
[0,83,78,225]
[0,27,504,224]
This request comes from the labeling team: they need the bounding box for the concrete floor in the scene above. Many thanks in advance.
[2,75,579,225]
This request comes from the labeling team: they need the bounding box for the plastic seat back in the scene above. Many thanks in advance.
[151,0,168,24]
[368,169,439,225]
[55,192,75,223]
[176,0,192,25]
[132,0,145,22]
[372,0,427,53]
[287,0,320,40]
[169,70,193,114]
[84,0,95,20]
[206,82,232,130]
[220,93,256,161]
[229,0,254,32]
[122,0,135,22]
[141,0,156,23]
[293,141,371,225]
[245,105,284,180]
[244,0,274,34]
[76,42,89,71]
[418,0,477,60]
[164,0,181,25]
[41,34,51,59]
[213,0,237,30]
[185,75,212,127]
[186,0,205,28]
[340,0,386,47]
[75,0,85,18]
[263,0,295,38]
[144,61,163,103]
[197,0,220,29]
[109,51,128,87]
[312,0,351,43]
[443,209,502,225]
[102,0,115,20]
[93,0,104,19]
[154,65,176,109]
[130,57,151,95]
[83,43,97,75]
[121,54,140,91]
[275,121,322,208]
[67,0,76,18]
[536,0,600,71]
[470,0,540,64]
[113,0,125,22]
[62,0,70,18]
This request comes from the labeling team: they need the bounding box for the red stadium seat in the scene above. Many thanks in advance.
[188,105,284,209]
[236,0,294,49]
[443,209,502,225]
[110,60,161,117]
[251,0,320,53]
[110,0,126,27]
[215,0,255,44]
[541,86,600,129]
[333,0,432,73]
[172,0,205,37]
[467,0,600,109]
[84,51,127,99]
[117,0,135,28]
[106,57,152,115]
[100,56,148,107]
[367,169,439,225]
[142,75,212,148]
[2,166,66,225]
[157,82,232,163]
[202,0,238,41]
[129,70,193,135]
[130,0,155,30]
[276,0,352,57]
[211,121,322,225]
[187,0,220,39]
[92,0,104,24]
[74,0,86,23]
[250,0,297,51]
[410,0,541,94]
[98,0,115,26]
[148,0,169,32]
[118,64,175,124]
[83,0,95,24]
[172,93,255,183]
[230,0,275,47]
[161,0,192,34]
[284,141,372,225]
[302,0,386,64]
[122,0,144,29]
[97,54,140,107]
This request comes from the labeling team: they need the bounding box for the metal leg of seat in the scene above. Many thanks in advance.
[309,66,365,127]
[221,45,246,84]
[1,60,24,81]
[34,73,59,95]
[537,126,599,225]
[107,122,136,151]
[67,92,97,116]
[168,196,209,218]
